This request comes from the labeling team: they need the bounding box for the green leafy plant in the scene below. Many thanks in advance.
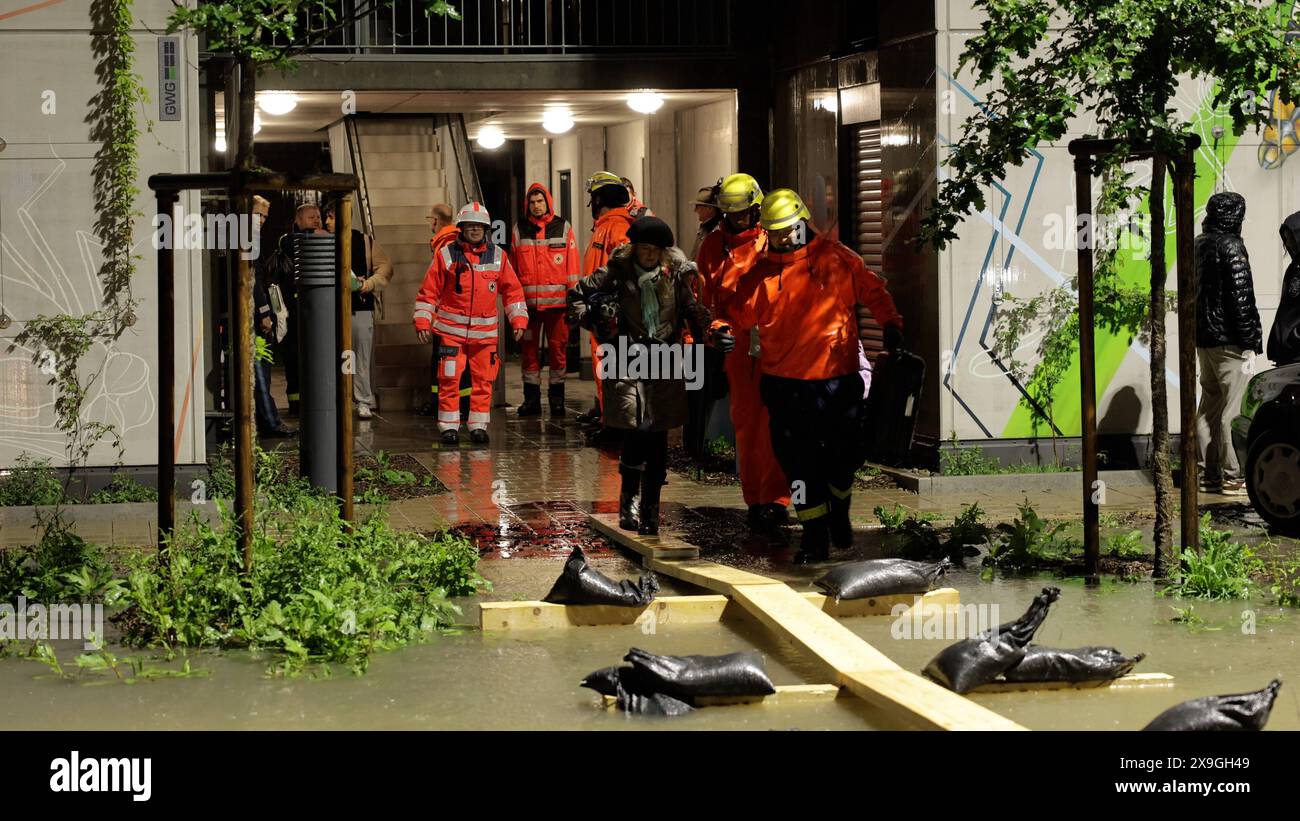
[89,473,158,504]
[985,500,1071,572]
[884,518,944,561]
[1164,513,1261,600]
[0,455,68,507]
[939,435,1001,475]
[704,436,733,460]
[948,503,991,550]
[1105,529,1148,560]
[115,479,487,675]
[874,503,909,531]
[0,515,119,603]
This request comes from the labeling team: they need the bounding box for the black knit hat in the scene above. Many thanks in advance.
[627,216,674,249]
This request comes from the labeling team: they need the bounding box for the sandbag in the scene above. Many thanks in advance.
[923,586,1060,694]
[579,665,694,716]
[814,557,950,601]
[543,546,659,606]
[1143,679,1282,731]
[1001,645,1145,683]
[624,647,777,699]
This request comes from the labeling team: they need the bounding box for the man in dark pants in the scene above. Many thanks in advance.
[1195,191,1263,496]
[738,189,902,564]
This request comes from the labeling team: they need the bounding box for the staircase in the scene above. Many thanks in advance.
[333,118,452,411]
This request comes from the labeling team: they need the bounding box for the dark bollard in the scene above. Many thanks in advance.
[293,233,338,493]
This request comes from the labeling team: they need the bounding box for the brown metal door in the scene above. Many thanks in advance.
[849,121,885,362]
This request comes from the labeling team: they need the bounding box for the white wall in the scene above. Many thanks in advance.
[674,98,737,256]
[549,133,580,235]
[0,0,204,468]
[606,119,647,206]
[524,138,550,196]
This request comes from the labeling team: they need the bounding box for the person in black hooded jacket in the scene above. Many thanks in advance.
[1194,191,1263,494]
[1267,211,1300,366]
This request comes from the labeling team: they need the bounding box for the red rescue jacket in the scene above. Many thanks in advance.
[414,237,529,343]
[582,210,635,277]
[510,183,580,311]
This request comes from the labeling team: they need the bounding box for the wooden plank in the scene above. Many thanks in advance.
[478,596,731,631]
[600,684,842,709]
[589,513,699,560]
[731,585,1025,731]
[478,589,961,631]
[970,673,1175,694]
[582,512,1025,731]
[804,588,961,618]
[644,558,785,594]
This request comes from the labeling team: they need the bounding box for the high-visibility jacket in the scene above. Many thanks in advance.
[740,235,902,381]
[510,182,579,311]
[414,239,529,343]
[430,224,459,258]
[696,225,768,334]
[582,210,635,277]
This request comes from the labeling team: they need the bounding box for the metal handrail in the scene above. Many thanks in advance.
[272,0,735,55]
[344,117,375,234]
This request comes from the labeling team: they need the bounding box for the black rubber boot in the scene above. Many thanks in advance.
[576,404,602,425]
[469,428,490,445]
[618,462,643,531]
[637,470,664,536]
[517,383,542,417]
[829,491,853,549]
[793,516,830,565]
[548,383,566,417]
[439,429,459,446]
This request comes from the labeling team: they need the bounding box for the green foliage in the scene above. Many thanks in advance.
[874,503,910,530]
[254,334,274,364]
[939,438,1001,475]
[1165,513,1261,600]
[116,479,487,675]
[1105,528,1148,560]
[0,455,68,507]
[22,635,208,683]
[89,473,158,504]
[884,518,944,561]
[949,503,991,549]
[0,515,119,603]
[705,436,734,459]
[985,500,1074,572]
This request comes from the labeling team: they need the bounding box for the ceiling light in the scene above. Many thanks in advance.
[476,125,505,149]
[542,110,574,134]
[627,91,664,114]
[257,91,298,116]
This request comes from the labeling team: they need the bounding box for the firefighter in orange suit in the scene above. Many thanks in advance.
[576,171,635,427]
[420,205,468,418]
[414,202,529,446]
[510,182,580,417]
[737,190,903,564]
[697,173,791,532]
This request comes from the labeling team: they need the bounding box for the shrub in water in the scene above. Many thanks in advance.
[1165,513,1260,601]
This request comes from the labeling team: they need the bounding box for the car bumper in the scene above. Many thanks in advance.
[1231,414,1251,471]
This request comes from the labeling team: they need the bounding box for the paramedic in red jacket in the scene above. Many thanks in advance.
[414,202,529,446]
[510,183,580,417]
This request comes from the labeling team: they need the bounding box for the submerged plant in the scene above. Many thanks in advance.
[1164,514,1261,601]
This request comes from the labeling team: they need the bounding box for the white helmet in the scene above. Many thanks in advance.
[456,201,491,227]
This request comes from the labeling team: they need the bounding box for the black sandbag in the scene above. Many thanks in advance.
[543,546,659,606]
[814,557,950,601]
[579,665,694,716]
[1143,679,1282,731]
[624,647,777,699]
[1001,645,1145,683]
[922,586,1061,694]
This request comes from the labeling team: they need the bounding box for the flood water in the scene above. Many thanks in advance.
[1,564,1296,731]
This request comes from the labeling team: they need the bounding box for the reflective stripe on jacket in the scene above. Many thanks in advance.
[414,239,529,342]
[510,182,579,311]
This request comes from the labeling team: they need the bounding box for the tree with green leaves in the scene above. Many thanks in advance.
[167,0,461,170]
[919,0,1300,575]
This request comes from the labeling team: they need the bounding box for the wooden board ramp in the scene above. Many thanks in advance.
[601,684,842,709]
[589,513,699,560]
[479,589,961,631]
[585,512,1025,731]
[970,673,1175,694]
